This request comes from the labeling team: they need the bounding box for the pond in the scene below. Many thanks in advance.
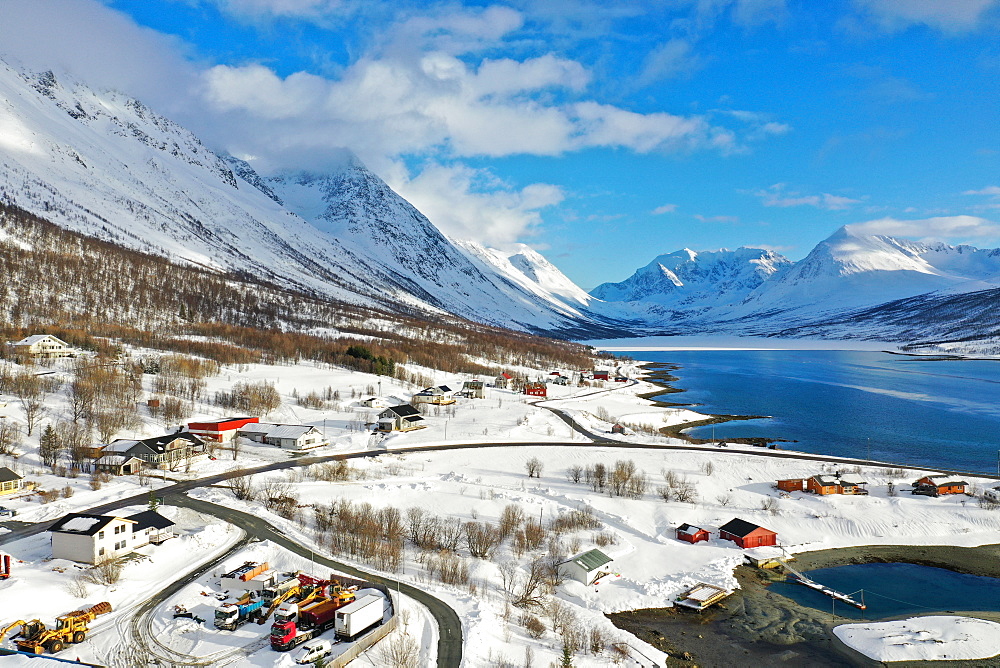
[769,562,1000,620]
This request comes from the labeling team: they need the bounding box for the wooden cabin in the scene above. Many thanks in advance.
[718,518,777,549]
[913,475,967,496]
[675,583,731,611]
[675,523,710,544]
[776,478,806,492]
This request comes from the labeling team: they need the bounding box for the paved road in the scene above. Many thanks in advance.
[166,494,463,668]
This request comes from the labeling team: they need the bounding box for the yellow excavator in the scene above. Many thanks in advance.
[0,601,111,654]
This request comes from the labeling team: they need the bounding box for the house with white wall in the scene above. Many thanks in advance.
[11,334,77,358]
[49,513,138,564]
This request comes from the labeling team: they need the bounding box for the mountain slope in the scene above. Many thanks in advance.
[0,61,614,335]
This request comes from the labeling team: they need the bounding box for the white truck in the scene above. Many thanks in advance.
[334,594,383,640]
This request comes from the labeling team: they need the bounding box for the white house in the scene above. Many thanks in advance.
[49,513,138,564]
[360,397,389,409]
[461,380,485,399]
[11,334,77,359]
[985,485,1000,503]
[237,423,327,450]
[128,510,175,546]
[558,549,614,585]
[377,405,425,432]
[412,385,455,405]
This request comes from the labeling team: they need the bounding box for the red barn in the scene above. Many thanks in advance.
[524,382,547,397]
[187,416,259,443]
[676,523,710,544]
[776,478,806,493]
[593,370,610,381]
[718,518,777,549]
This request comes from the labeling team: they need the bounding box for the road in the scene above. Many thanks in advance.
[164,495,464,668]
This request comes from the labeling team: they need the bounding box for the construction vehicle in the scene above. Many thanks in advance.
[257,577,303,625]
[214,592,266,631]
[270,589,355,651]
[1,602,111,654]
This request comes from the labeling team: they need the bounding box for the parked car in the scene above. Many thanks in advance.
[0,506,17,518]
[294,639,334,664]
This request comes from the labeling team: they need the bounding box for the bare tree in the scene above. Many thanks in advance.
[465,521,502,559]
[83,556,125,585]
[498,503,525,541]
[377,630,420,668]
[0,421,21,456]
[525,457,543,478]
[566,465,583,484]
[230,472,257,501]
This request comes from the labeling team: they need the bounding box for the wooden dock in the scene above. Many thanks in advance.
[778,560,866,610]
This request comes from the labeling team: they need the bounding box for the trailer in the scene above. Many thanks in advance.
[334,594,383,640]
[221,561,271,592]
[215,595,266,630]
[270,591,355,651]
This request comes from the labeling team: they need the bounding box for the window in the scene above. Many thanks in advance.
[99,547,105,556]
[98,531,104,540]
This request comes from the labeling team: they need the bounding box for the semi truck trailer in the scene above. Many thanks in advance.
[334,594,384,640]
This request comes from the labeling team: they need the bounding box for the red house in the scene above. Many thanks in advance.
[593,370,611,381]
[187,416,259,443]
[676,523,710,544]
[524,382,547,397]
[718,518,777,549]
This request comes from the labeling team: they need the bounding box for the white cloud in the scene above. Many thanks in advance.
[848,215,1000,239]
[964,186,1000,196]
[694,213,739,223]
[652,204,678,214]
[387,162,564,245]
[852,0,999,33]
[753,184,860,210]
[635,39,703,87]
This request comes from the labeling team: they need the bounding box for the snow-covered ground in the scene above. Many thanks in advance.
[3,352,1000,666]
[586,334,900,352]
[834,616,1000,661]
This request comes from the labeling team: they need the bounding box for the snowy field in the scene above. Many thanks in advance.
[834,616,1000,661]
[586,334,901,352]
[3,352,1000,666]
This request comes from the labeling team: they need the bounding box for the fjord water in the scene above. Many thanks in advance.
[624,350,1000,474]
[769,563,1000,619]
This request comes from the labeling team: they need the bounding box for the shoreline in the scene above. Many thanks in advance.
[610,543,1000,667]
[638,361,788,447]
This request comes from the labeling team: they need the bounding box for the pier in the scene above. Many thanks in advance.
[778,560,866,610]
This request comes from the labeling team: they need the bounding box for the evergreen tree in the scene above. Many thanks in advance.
[148,491,160,512]
[559,641,574,668]
[39,423,61,468]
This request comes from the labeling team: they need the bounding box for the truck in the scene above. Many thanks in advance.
[334,594,384,640]
[214,595,266,630]
[270,590,355,651]
[262,575,300,606]
[0,602,112,654]
[221,561,271,593]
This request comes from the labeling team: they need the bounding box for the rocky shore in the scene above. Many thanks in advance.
[609,543,1000,667]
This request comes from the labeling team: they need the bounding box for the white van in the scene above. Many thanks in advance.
[294,638,333,665]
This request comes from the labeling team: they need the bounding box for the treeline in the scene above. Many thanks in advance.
[0,203,596,374]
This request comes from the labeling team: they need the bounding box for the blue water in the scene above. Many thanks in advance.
[769,563,1000,619]
[616,349,1000,473]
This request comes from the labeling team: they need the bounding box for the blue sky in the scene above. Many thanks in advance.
[2,0,999,289]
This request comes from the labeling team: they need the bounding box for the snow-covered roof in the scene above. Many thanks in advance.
[684,583,727,602]
[13,334,67,346]
[838,474,867,485]
[103,440,139,453]
[676,523,706,535]
[49,513,134,535]
[94,455,140,466]
[922,475,967,487]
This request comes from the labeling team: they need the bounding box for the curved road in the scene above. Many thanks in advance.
[165,494,463,668]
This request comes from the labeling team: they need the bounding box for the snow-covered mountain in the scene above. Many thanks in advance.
[736,226,1000,317]
[591,247,792,313]
[595,225,1000,341]
[0,61,610,335]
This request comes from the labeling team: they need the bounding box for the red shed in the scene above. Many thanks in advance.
[776,478,806,493]
[593,370,611,381]
[524,382,547,397]
[676,523,710,544]
[188,416,259,443]
[718,518,777,549]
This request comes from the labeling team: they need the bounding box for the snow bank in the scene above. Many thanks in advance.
[834,616,1000,661]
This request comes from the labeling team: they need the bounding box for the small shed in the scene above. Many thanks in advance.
[718,518,777,549]
[559,549,613,585]
[610,423,626,435]
[913,475,967,496]
[675,523,710,544]
[524,382,547,397]
[0,467,24,496]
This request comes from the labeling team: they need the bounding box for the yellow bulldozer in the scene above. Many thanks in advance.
[0,601,111,654]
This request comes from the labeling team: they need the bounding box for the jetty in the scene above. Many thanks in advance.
[778,560,866,610]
